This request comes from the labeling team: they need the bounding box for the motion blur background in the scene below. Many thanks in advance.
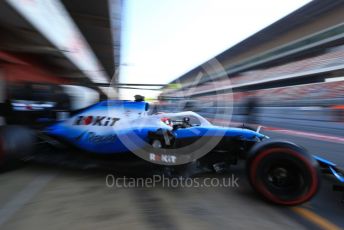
[0,0,344,229]
[159,1,344,135]
[0,0,343,133]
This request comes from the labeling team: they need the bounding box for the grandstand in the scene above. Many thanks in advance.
[168,45,344,102]
[160,1,344,120]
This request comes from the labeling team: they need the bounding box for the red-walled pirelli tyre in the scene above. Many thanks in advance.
[247,140,320,206]
[0,126,35,171]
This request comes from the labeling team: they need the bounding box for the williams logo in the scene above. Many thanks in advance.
[74,116,120,126]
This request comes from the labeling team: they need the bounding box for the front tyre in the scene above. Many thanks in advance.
[247,143,319,205]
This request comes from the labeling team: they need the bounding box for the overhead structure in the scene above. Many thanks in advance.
[0,0,122,97]
[61,0,122,82]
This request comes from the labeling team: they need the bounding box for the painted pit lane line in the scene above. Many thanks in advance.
[291,207,341,230]
[0,174,56,227]
[211,119,344,144]
[263,127,344,144]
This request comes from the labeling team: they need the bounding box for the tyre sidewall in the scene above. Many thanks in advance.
[247,141,320,205]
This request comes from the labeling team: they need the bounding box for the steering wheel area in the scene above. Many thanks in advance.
[160,116,193,129]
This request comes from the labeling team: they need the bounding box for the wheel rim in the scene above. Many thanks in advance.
[263,160,306,198]
[152,139,162,149]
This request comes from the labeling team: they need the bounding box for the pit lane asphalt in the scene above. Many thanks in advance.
[0,130,342,230]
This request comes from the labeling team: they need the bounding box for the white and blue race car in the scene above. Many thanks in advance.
[0,99,343,205]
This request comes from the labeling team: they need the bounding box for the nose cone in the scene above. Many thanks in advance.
[224,127,266,140]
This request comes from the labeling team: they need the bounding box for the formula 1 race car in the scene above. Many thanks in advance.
[0,99,343,205]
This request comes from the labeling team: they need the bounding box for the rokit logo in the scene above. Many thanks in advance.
[149,153,177,164]
[74,116,120,126]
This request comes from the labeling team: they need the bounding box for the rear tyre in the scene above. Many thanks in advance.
[0,126,35,171]
[247,143,319,205]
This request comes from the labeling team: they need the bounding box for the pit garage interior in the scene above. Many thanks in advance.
[0,0,122,111]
